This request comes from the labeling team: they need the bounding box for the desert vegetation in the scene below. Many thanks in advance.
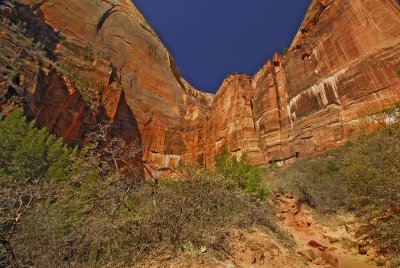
[0,1,101,112]
[1,106,400,267]
[269,116,400,263]
[215,148,270,200]
[0,108,284,267]
[1,0,400,266]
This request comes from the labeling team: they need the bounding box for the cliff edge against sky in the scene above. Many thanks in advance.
[1,0,399,174]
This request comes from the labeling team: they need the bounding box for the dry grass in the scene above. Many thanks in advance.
[269,122,400,257]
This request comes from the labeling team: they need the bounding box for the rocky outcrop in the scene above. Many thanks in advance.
[1,0,399,172]
[1,0,213,175]
[277,0,400,164]
[203,75,265,167]
[204,0,400,166]
[33,0,215,172]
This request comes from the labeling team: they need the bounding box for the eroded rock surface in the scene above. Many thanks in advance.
[1,0,399,172]
[205,0,400,166]
[1,0,213,175]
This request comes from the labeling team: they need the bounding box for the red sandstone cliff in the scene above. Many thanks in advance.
[1,0,399,172]
[1,0,213,175]
[204,0,400,166]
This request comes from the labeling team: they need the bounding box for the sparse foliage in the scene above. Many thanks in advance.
[60,64,102,110]
[0,108,73,267]
[270,121,400,256]
[0,3,51,100]
[0,110,284,267]
[0,2,99,111]
[358,102,400,130]
[215,149,270,199]
[131,163,283,262]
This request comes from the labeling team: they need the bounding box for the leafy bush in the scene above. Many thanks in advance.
[215,149,270,200]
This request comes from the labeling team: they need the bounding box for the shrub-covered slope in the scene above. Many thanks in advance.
[270,120,400,259]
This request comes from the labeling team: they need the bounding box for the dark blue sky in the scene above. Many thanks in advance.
[133,0,312,93]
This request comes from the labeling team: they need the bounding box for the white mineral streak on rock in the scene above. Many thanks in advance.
[151,152,181,168]
[289,68,348,109]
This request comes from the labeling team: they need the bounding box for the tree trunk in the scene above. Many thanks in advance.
[0,238,18,268]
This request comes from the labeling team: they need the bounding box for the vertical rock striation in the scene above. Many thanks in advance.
[1,0,399,172]
[204,0,400,166]
[2,0,213,175]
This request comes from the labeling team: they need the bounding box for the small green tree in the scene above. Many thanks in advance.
[0,108,74,267]
[0,108,72,180]
[215,149,270,199]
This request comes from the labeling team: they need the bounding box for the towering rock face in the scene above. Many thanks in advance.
[1,0,213,174]
[34,0,214,172]
[1,0,399,172]
[203,75,266,167]
[279,0,400,162]
[204,0,400,166]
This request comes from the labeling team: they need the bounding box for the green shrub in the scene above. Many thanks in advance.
[269,153,348,212]
[215,149,270,200]
[270,122,400,256]
[342,125,400,255]
[0,108,74,267]
[0,110,284,267]
[7,70,18,81]
[390,256,400,268]
[375,256,386,266]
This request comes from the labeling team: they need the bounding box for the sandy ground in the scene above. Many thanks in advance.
[274,194,378,268]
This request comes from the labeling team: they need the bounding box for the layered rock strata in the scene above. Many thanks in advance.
[1,0,399,172]
[1,0,213,175]
[204,0,400,166]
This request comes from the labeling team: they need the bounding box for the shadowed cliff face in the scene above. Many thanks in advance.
[1,0,213,176]
[1,0,400,172]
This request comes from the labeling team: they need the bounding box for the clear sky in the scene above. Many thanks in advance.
[133,0,312,93]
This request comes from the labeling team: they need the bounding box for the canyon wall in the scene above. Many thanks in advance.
[1,0,213,175]
[1,0,400,173]
[204,0,400,166]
